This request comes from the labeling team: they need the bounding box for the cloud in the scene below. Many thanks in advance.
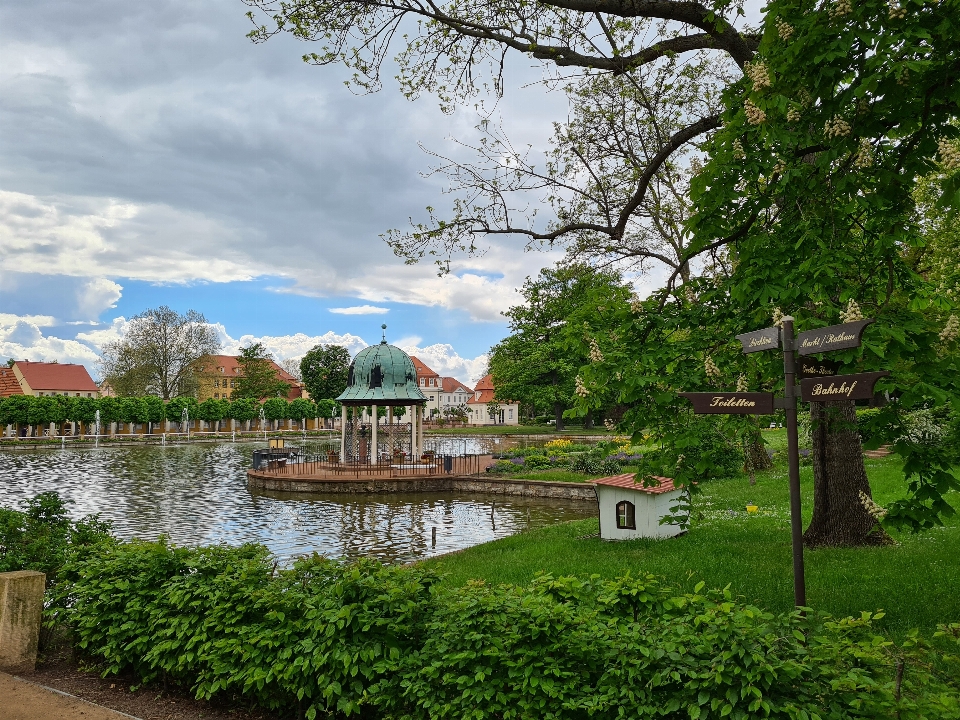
[399,342,489,385]
[212,325,369,360]
[0,317,102,369]
[328,305,390,315]
[0,0,566,325]
[0,313,56,328]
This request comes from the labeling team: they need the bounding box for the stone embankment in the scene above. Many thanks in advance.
[247,471,598,501]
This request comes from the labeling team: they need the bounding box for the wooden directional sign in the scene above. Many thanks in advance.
[678,392,775,415]
[796,319,874,356]
[798,357,842,379]
[800,371,889,402]
[735,326,780,354]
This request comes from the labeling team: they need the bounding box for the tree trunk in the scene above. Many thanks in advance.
[744,424,772,473]
[584,409,593,430]
[553,402,564,431]
[803,400,892,547]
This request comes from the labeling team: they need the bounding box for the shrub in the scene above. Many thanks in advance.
[0,491,112,588]
[44,539,960,719]
[568,452,622,475]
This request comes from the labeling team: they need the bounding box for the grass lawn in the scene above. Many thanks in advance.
[426,453,960,636]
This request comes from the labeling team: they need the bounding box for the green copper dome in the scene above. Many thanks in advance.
[336,340,427,405]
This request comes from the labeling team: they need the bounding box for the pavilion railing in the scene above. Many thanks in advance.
[252,452,490,478]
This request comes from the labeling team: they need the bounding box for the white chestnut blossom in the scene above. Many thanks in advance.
[840,298,864,323]
[859,490,887,521]
[941,315,959,342]
[733,139,746,160]
[704,355,722,380]
[830,0,852,17]
[939,138,960,171]
[745,61,771,90]
[888,0,907,18]
[575,375,590,397]
[853,138,874,168]
[745,98,766,125]
[736,374,749,392]
[589,338,604,363]
[787,107,802,122]
[772,307,785,327]
[825,116,852,139]
[775,17,794,40]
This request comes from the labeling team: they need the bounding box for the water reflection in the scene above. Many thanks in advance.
[0,442,595,564]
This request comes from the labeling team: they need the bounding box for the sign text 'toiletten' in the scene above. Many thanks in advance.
[678,392,775,415]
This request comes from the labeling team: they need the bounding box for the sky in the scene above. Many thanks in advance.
[1,0,763,386]
[0,0,577,385]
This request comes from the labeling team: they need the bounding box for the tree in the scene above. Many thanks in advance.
[197,398,229,431]
[245,0,758,279]
[249,0,958,542]
[229,398,259,428]
[232,343,290,400]
[99,306,221,399]
[289,398,316,429]
[489,265,622,429]
[263,397,290,424]
[300,345,351,401]
[165,396,199,430]
[68,397,99,435]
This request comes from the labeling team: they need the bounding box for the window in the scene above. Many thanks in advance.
[230,379,235,388]
[509,409,513,419]
[420,378,425,386]
[214,393,219,399]
[429,395,435,401]
[615,501,636,530]
[215,379,220,388]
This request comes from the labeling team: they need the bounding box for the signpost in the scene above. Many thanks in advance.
[678,316,887,609]
[798,357,841,379]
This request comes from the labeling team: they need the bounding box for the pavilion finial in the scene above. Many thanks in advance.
[381,324,387,343]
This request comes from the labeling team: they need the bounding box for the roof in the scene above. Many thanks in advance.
[474,373,494,391]
[441,377,471,393]
[336,341,428,404]
[198,355,300,384]
[14,361,98,392]
[592,474,678,494]
[0,367,23,397]
[410,356,439,378]
[468,388,497,404]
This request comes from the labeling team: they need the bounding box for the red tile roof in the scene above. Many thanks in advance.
[441,377,471,393]
[15,361,98,392]
[199,355,300,384]
[0,367,23,397]
[474,373,494,391]
[592,474,678,494]
[410,356,439,378]
[468,388,497,404]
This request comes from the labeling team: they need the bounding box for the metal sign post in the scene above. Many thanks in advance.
[780,317,806,608]
[679,315,886,610]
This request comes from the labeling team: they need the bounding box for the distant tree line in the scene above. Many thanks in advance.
[0,394,340,436]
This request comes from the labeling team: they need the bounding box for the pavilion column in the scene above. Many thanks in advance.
[409,405,415,457]
[340,405,348,461]
[371,404,378,463]
[417,405,424,456]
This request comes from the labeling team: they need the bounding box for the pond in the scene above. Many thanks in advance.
[0,441,596,564]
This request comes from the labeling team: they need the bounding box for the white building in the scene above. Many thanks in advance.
[466,374,520,425]
[593,474,687,540]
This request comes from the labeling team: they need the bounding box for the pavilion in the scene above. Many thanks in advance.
[335,326,428,463]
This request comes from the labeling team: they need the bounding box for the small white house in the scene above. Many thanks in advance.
[593,474,687,540]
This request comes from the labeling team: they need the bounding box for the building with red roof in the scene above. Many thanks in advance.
[466,373,520,425]
[194,355,304,401]
[4,361,99,398]
[592,474,686,540]
[409,357,474,420]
